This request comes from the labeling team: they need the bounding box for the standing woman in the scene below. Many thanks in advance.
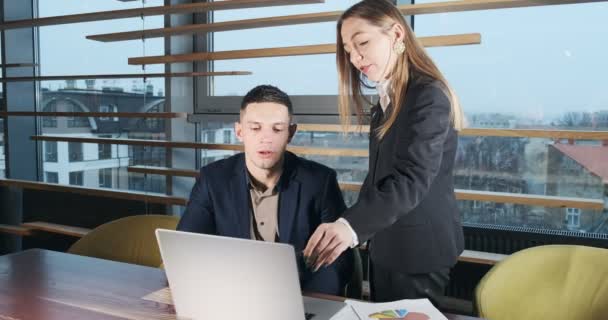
[304,0,465,303]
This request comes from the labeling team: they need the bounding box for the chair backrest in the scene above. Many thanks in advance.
[68,214,179,267]
[345,248,364,299]
[475,244,608,320]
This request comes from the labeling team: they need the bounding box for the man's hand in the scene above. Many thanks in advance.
[303,222,353,271]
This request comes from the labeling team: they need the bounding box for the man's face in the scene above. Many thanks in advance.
[235,102,295,171]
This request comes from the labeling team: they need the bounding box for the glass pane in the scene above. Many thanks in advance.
[69,171,84,186]
[39,0,165,84]
[212,0,361,96]
[461,201,606,234]
[455,136,606,199]
[98,168,113,188]
[45,171,58,183]
[36,1,168,194]
[43,141,58,163]
[197,117,368,208]
[98,144,111,160]
[68,142,84,162]
[415,1,608,129]
[38,79,168,193]
[416,1,608,233]
[195,116,608,234]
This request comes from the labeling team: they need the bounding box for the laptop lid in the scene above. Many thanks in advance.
[156,229,306,320]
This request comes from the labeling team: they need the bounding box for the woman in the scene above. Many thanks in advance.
[304,0,465,303]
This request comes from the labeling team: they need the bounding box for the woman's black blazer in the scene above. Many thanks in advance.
[344,74,464,274]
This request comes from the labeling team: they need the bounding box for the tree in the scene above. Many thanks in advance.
[557,112,593,127]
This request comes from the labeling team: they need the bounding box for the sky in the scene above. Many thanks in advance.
[38,0,165,93]
[35,0,608,121]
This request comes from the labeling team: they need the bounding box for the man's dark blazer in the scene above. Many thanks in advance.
[177,151,353,295]
[344,74,464,274]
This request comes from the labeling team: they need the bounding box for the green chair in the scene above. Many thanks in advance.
[475,245,608,320]
[68,214,179,267]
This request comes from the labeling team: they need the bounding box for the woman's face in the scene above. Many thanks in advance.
[341,17,402,82]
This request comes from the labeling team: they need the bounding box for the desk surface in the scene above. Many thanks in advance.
[0,249,480,320]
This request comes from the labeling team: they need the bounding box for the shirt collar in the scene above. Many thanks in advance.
[246,170,279,195]
[376,78,392,111]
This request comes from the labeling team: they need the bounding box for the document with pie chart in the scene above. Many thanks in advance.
[344,298,447,320]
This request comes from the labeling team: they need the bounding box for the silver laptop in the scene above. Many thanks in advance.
[156,229,346,320]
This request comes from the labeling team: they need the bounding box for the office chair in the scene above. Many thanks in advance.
[475,244,608,320]
[345,247,364,299]
[68,214,179,267]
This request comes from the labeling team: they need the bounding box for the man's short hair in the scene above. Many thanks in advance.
[240,85,293,116]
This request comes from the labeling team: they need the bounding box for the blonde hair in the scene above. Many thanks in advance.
[336,0,464,138]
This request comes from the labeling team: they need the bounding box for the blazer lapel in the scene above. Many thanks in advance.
[278,180,300,244]
[230,155,251,239]
[277,152,300,244]
[369,104,383,182]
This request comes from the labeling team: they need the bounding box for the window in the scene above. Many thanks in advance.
[45,172,58,183]
[196,118,370,206]
[473,201,482,210]
[12,0,169,195]
[69,171,83,186]
[416,0,608,232]
[98,168,112,188]
[223,130,232,144]
[128,174,165,193]
[204,131,216,144]
[39,0,165,87]
[68,142,83,162]
[42,102,58,128]
[98,143,112,160]
[129,176,144,191]
[44,141,58,162]
[129,145,166,167]
[566,208,581,229]
[67,104,89,128]
[144,102,165,130]
[98,105,113,121]
[209,1,361,96]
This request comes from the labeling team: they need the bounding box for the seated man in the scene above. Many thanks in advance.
[178,85,353,295]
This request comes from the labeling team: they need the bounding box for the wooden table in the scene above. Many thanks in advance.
[0,249,481,320]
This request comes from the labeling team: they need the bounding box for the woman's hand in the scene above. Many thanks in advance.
[303,222,353,271]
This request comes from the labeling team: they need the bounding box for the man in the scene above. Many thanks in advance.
[178,85,353,295]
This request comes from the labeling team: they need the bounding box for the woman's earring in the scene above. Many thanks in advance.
[393,41,406,55]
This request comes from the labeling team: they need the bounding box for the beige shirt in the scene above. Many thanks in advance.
[248,179,280,242]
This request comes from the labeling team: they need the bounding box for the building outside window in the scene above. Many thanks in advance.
[69,171,84,186]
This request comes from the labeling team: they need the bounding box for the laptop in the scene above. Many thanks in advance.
[155,229,346,320]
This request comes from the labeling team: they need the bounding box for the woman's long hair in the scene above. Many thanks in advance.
[337,0,464,138]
